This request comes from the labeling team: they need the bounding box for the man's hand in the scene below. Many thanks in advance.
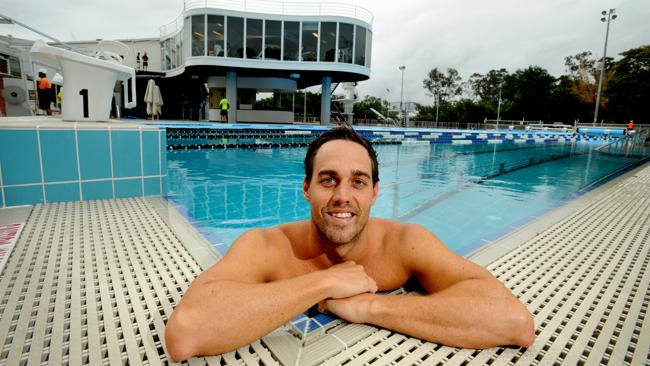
[320,292,375,323]
[322,261,378,299]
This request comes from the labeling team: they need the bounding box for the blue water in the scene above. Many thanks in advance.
[166,141,640,255]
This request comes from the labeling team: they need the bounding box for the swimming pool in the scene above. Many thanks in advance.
[166,140,643,256]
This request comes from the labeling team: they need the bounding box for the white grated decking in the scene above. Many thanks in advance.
[0,163,649,365]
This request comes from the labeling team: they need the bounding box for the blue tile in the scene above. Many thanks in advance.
[40,130,79,183]
[82,181,113,200]
[115,178,142,198]
[160,131,167,175]
[143,177,160,196]
[112,130,141,178]
[45,183,80,203]
[142,131,160,176]
[78,130,111,180]
[0,130,41,185]
[5,185,43,206]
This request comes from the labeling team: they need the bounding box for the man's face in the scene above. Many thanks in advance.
[303,139,379,245]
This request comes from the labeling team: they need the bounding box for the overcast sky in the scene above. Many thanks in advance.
[3,0,649,104]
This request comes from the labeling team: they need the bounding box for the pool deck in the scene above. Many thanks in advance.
[0,161,648,365]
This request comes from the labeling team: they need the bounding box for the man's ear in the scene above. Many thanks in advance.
[303,178,311,201]
[371,182,379,205]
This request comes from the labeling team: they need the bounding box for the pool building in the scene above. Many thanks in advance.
[1,1,650,365]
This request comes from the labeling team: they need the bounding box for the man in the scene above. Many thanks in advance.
[165,127,536,361]
[219,96,230,122]
[37,70,53,115]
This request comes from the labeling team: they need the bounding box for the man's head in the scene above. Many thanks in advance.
[304,127,379,185]
[303,127,380,245]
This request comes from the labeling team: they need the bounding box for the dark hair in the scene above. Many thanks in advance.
[304,127,379,185]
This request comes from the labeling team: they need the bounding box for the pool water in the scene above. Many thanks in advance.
[166,141,640,255]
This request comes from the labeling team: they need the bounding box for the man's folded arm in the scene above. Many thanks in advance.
[164,229,326,361]
[323,224,536,348]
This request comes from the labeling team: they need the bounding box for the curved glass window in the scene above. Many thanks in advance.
[320,22,336,62]
[227,16,244,58]
[183,17,191,59]
[338,23,353,63]
[191,15,205,56]
[264,20,281,60]
[365,29,372,67]
[207,15,224,57]
[283,21,299,61]
[246,18,263,59]
[301,22,318,62]
[354,25,366,66]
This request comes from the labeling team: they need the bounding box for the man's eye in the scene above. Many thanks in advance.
[321,178,335,185]
[353,179,367,187]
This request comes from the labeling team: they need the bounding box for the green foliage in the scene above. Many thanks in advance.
[422,68,463,102]
[606,45,650,122]
[468,68,508,105]
[501,66,556,121]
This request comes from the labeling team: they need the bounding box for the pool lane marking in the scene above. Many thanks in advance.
[74,123,83,200]
[36,126,46,203]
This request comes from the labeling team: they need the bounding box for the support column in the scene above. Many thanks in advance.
[226,71,237,123]
[320,76,331,125]
[273,91,281,109]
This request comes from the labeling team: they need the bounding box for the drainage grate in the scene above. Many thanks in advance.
[0,198,278,365]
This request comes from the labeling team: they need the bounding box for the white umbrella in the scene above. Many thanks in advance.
[144,79,156,116]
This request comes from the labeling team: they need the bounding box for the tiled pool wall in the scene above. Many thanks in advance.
[165,125,616,150]
[0,126,167,208]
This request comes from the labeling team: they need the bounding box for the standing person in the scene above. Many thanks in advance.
[165,127,536,361]
[136,52,141,70]
[627,120,635,134]
[142,52,149,71]
[37,70,53,115]
[219,96,230,122]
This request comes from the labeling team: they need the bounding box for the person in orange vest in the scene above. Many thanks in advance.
[37,69,53,115]
[627,120,634,134]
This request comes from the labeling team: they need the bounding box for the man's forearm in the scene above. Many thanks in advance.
[166,272,329,360]
[363,280,535,348]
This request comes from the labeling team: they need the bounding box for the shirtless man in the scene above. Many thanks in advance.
[165,127,536,361]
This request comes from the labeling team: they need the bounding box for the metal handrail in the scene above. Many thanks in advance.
[161,0,373,38]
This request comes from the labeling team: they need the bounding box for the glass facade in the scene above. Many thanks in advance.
[191,15,205,57]
[245,18,263,59]
[207,15,225,56]
[337,23,353,63]
[301,21,318,62]
[167,13,371,69]
[319,22,336,62]
[264,20,281,60]
[227,16,244,58]
[354,24,366,66]
[283,21,299,61]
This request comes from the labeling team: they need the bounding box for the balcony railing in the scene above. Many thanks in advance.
[161,0,373,38]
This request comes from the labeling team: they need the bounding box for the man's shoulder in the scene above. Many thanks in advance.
[236,221,307,251]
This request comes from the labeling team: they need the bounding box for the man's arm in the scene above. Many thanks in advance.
[164,229,377,361]
[322,224,536,348]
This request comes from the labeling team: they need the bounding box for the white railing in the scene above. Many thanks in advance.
[161,0,373,38]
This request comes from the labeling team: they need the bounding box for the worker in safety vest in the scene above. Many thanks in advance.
[627,120,634,134]
[219,97,230,122]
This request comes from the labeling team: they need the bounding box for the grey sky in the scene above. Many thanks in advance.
[3,0,649,105]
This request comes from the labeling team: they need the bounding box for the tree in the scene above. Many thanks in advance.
[606,45,650,122]
[352,95,385,119]
[422,68,462,102]
[502,66,556,121]
[563,51,614,114]
[468,68,508,105]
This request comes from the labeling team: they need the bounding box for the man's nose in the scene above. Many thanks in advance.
[332,182,352,203]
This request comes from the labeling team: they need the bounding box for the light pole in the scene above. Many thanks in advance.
[385,88,391,118]
[593,8,617,125]
[496,83,502,130]
[399,65,405,126]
